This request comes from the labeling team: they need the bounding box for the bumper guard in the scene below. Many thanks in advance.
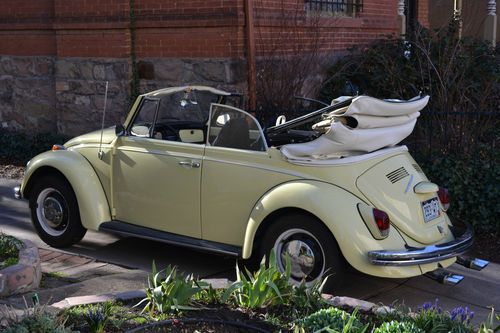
[368,224,473,266]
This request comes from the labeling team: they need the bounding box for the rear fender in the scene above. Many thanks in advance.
[243,180,421,278]
[22,150,111,231]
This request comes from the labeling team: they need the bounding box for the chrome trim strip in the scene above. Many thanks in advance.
[368,224,474,266]
[116,145,202,160]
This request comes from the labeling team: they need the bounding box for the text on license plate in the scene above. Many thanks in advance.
[421,197,440,222]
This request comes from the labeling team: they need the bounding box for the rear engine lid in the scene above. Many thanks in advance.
[356,152,448,245]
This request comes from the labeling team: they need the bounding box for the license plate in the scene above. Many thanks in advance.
[421,197,440,222]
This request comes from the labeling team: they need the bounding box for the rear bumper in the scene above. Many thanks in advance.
[368,224,473,266]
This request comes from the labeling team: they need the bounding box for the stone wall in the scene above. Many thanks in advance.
[137,58,247,97]
[0,56,56,132]
[0,56,246,136]
[55,58,130,134]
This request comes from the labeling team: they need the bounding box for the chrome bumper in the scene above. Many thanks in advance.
[368,224,473,266]
[13,186,21,199]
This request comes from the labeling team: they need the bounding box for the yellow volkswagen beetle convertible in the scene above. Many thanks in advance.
[15,86,488,288]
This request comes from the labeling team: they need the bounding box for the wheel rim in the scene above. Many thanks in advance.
[274,228,326,283]
[36,188,69,236]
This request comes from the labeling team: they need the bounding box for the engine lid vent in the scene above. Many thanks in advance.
[386,167,409,183]
[412,163,424,175]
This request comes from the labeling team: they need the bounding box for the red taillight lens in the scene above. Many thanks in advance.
[373,208,390,237]
[438,187,450,211]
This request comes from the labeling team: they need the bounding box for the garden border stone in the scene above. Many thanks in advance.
[0,239,41,297]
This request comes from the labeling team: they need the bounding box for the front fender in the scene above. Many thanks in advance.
[21,150,111,231]
[242,180,422,278]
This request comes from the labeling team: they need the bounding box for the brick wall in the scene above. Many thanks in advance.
[417,0,430,28]
[0,0,429,135]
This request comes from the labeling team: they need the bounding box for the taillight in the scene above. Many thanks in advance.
[357,203,390,239]
[438,187,450,211]
[373,208,390,237]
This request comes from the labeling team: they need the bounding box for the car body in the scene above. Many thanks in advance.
[16,85,482,287]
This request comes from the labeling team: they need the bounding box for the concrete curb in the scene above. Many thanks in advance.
[50,290,146,309]
[0,240,42,297]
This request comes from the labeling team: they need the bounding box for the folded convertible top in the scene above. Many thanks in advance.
[281,95,429,164]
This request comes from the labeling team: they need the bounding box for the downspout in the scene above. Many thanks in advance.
[244,0,257,111]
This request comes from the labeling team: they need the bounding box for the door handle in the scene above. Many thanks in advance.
[179,160,201,168]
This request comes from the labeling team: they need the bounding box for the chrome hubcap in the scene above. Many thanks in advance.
[43,197,64,228]
[274,228,325,283]
[36,188,68,236]
[281,239,316,279]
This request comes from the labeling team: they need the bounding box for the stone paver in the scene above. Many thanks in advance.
[39,251,64,261]
[56,261,108,277]
[41,254,93,273]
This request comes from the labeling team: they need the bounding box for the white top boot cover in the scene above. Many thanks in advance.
[281,95,429,162]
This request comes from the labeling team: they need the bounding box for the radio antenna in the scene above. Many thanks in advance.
[98,81,109,160]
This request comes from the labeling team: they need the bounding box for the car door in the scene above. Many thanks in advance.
[201,104,298,246]
[111,97,203,238]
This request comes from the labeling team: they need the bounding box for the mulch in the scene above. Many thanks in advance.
[0,164,24,180]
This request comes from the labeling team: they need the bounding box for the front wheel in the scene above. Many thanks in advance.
[29,175,87,248]
[260,213,345,291]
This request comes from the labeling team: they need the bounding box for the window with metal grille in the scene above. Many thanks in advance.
[305,0,363,16]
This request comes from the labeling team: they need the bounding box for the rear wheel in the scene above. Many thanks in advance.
[29,175,86,248]
[259,213,344,291]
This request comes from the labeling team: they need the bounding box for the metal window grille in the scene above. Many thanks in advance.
[305,0,363,15]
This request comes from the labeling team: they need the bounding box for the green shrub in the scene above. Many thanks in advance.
[299,308,367,333]
[414,146,500,233]
[3,311,75,333]
[290,277,328,317]
[136,262,205,315]
[478,308,499,333]
[84,301,113,333]
[0,234,23,270]
[222,250,292,309]
[0,129,69,165]
[412,300,474,333]
[61,301,145,332]
[375,321,424,333]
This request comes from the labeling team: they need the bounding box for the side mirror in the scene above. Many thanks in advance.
[115,124,125,136]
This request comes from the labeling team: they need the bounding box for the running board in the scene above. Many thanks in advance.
[100,221,241,257]
[456,256,489,271]
[425,269,464,286]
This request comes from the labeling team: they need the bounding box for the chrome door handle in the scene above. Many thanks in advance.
[179,160,201,168]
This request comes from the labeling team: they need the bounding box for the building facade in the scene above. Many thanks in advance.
[0,0,429,135]
[429,0,498,46]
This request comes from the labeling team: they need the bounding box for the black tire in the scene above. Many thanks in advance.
[259,213,345,291]
[29,175,87,248]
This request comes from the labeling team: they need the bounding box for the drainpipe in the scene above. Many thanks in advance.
[454,0,463,38]
[397,0,406,38]
[485,0,497,47]
[244,0,257,111]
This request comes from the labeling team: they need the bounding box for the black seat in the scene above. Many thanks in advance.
[213,118,251,150]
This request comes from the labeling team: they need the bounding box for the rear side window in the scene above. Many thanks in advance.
[208,104,267,152]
